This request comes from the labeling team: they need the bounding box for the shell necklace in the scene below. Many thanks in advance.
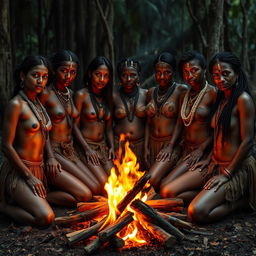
[181,81,208,127]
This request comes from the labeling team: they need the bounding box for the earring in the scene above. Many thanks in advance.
[136,81,140,86]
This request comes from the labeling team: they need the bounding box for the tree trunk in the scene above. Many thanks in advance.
[240,0,250,78]
[207,0,224,61]
[0,0,13,125]
[86,0,97,68]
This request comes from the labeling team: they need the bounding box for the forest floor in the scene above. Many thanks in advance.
[0,205,256,256]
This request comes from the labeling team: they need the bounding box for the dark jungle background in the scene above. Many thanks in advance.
[0,0,256,122]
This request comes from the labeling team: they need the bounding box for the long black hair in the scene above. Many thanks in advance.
[209,52,251,141]
[178,51,206,80]
[84,56,113,112]
[13,55,50,97]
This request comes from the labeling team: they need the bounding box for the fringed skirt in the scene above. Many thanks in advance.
[200,155,256,210]
[0,158,46,204]
[149,135,181,166]
[51,139,80,163]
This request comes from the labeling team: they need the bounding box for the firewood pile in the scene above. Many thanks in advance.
[55,173,195,254]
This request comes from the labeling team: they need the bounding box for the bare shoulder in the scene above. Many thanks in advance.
[6,95,23,115]
[38,86,51,104]
[238,91,255,108]
[139,87,148,97]
[206,83,218,98]
[175,83,189,93]
[75,88,88,99]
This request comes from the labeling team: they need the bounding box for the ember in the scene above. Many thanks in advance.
[55,135,193,254]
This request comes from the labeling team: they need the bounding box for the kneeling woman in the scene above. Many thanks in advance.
[188,52,256,223]
[39,50,102,194]
[0,56,91,226]
[74,56,114,175]
[113,58,147,169]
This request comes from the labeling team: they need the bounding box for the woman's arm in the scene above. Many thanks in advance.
[3,99,46,198]
[226,93,255,175]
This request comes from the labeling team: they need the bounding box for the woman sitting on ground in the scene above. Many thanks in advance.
[0,56,91,226]
[74,56,114,175]
[113,58,147,169]
[39,50,103,195]
[160,51,217,203]
[145,52,188,188]
[183,52,255,223]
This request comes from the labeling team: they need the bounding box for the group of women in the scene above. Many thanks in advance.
[0,49,255,226]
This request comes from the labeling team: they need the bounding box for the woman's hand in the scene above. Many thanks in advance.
[156,145,173,162]
[203,174,229,192]
[46,157,62,183]
[85,148,100,166]
[108,147,115,160]
[183,149,203,167]
[26,176,47,198]
[189,158,211,172]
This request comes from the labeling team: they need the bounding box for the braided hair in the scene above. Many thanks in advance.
[209,52,251,142]
[117,58,141,78]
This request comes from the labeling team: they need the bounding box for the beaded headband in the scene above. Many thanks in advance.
[120,60,138,71]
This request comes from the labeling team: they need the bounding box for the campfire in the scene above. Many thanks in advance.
[55,135,193,254]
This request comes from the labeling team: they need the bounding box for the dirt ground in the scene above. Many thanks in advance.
[0,206,256,256]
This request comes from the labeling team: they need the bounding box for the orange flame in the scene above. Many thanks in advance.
[103,134,148,245]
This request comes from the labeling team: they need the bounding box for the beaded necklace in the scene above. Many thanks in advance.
[52,85,74,128]
[119,86,139,122]
[19,90,51,140]
[89,89,107,123]
[181,82,208,127]
[153,82,176,116]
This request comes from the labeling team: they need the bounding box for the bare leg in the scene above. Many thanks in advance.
[188,185,247,223]
[86,162,108,187]
[160,169,204,205]
[149,160,174,189]
[54,154,101,194]
[0,180,54,226]
[160,160,189,187]
[47,169,92,206]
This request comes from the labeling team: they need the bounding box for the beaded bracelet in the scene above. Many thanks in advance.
[223,167,232,179]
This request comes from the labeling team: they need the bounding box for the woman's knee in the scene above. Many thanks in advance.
[188,202,209,223]
[74,186,92,202]
[160,183,177,198]
[35,208,55,226]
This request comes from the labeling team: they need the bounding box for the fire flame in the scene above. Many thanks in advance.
[103,134,148,245]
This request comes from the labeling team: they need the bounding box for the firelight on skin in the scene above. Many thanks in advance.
[211,61,238,97]
[120,67,139,94]
[182,59,205,91]
[91,64,110,94]
[56,61,78,89]
[154,62,173,88]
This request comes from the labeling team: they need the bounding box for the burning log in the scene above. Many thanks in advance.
[55,206,108,226]
[146,198,183,213]
[109,236,125,248]
[77,202,108,212]
[159,212,193,230]
[130,199,186,241]
[66,217,107,246]
[142,222,177,248]
[84,211,134,254]
[116,172,151,214]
